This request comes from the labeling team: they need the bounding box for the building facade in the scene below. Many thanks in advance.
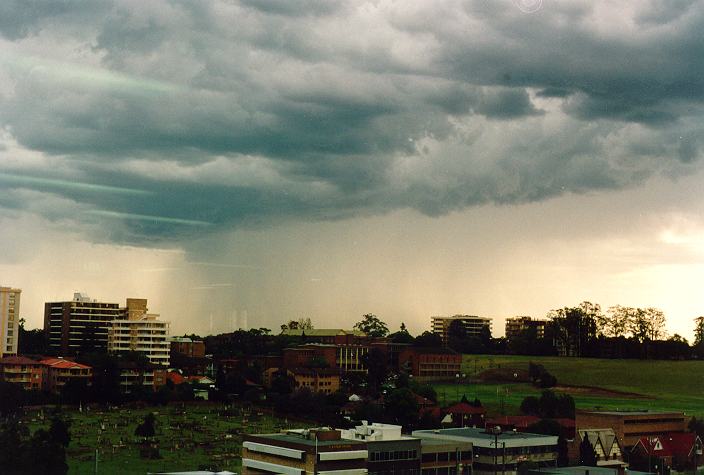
[575,410,688,448]
[414,428,557,475]
[419,438,473,475]
[505,317,547,340]
[288,368,341,394]
[242,428,368,475]
[340,422,422,475]
[170,337,206,358]
[398,347,462,382]
[44,293,123,355]
[0,286,21,357]
[41,357,92,393]
[108,301,170,366]
[431,315,492,344]
[0,355,45,391]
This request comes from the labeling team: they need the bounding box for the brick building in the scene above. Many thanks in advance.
[170,337,206,358]
[0,355,46,391]
[398,347,462,382]
[282,344,337,370]
[40,357,92,393]
[288,367,341,394]
[630,433,703,473]
[576,410,688,448]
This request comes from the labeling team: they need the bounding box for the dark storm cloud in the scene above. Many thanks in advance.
[1,0,704,243]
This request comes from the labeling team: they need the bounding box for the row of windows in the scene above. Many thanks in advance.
[422,451,472,463]
[475,445,556,456]
[370,450,418,462]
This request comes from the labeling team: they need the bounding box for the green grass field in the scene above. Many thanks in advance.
[433,355,704,418]
[22,403,292,475]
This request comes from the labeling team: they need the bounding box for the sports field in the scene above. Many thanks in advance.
[433,355,704,418]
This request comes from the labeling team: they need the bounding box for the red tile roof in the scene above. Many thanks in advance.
[40,358,91,370]
[0,356,43,365]
[636,433,698,457]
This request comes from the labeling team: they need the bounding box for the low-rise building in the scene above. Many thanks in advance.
[0,355,45,391]
[630,433,703,473]
[170,337,206,358]
[419,438,473,475]
[569,429,624,468]
[283,344,337,370]
[340,422,421,475]
[575,410,688,448]
[398,347,461,382]
[242,428,368,475]
[288,367,341,394]
[41,357,92,393]
[443,401,487,428]
[116,361,156,393]
[413,428,558,475]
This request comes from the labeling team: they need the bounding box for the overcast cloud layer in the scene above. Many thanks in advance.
[1,0,704,243]
[2,1,704,336]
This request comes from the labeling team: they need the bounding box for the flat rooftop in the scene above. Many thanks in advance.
[413,428,557,448]
[248,433,366,448]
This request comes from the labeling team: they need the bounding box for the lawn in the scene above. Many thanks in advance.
[21,403,293,475]
[432,355,704,418]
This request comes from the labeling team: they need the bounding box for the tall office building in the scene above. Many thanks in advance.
[0,287,21,357]
[108,298,170,366]
[431,314,492,344]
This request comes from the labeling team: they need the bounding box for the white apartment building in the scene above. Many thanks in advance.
[431,314,493,344]
[0,287,21,357]
[108,305,170,366]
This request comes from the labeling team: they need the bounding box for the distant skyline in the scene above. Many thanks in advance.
[1,1,704,340]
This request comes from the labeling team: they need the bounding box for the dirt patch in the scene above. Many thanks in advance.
[554,385,652,399]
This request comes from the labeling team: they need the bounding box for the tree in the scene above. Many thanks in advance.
[548,302,600,356]
[628,307,667,342]
[390,323,415,344]
[694,317,704,352]
[354,314,389,338]
[688,416,704,438]
[0,381,24,416]
[414,331,442,348]
[18,318,48,355]
[520,396,540,416]
[49,417,71,448]
[135,413,156,439]
[447,319,467,353]
[383,388,420,429]
[579,434,598,466]
[362,347,389,395]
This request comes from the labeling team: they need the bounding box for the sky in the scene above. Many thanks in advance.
[1,0,704,339]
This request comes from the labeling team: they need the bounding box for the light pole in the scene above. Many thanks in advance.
[491,426,502,475]
[456,373,460,401]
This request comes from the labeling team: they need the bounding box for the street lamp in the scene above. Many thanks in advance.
[491,426,502,475]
